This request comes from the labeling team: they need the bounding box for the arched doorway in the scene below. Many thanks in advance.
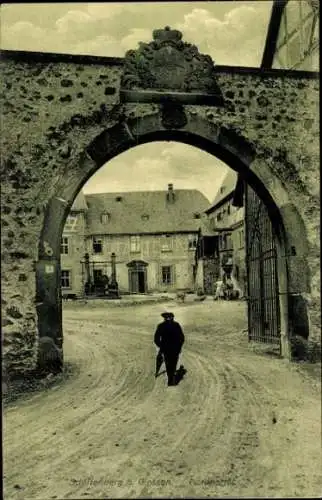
[37,111,308,360]
[127,260,148,294]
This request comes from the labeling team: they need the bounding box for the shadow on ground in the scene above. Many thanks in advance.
[174,365,187,385]
[155,365,187,385]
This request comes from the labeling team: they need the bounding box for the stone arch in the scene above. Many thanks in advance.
[37,110,309,358]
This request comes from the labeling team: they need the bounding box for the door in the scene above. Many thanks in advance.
[138,271,146,293]
[129,269,139,293]
[128,260,148,293]
[245,184,281,347]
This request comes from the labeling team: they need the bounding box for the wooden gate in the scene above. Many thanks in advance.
[245,184,281,348]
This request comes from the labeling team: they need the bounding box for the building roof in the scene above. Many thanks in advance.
[71,191,88,211]
[84,188,210,235]
[206,169,238,213]
[261,0,319,69]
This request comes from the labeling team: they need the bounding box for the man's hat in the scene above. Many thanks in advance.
[161,311,174,318]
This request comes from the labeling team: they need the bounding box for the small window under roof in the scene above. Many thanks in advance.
[101,212,110,223]
[193,212,201,219]
[116,196,123,202]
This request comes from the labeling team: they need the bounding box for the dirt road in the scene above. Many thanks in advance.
[4,300,321,499]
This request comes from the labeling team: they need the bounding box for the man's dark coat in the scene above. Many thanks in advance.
[154,320,185,354]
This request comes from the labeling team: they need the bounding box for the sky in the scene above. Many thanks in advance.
[1,1,273,66]
[1,1,272,201]
[82,142,232,203]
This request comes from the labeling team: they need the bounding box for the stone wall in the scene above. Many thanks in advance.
[1,51,319,373]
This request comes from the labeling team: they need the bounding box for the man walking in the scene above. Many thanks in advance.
[154,312,185,386]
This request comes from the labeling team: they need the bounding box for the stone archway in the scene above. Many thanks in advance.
[2,26,318,374]
[37,110,307,360]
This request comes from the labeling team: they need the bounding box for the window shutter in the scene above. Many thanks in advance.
[172,264,176,286]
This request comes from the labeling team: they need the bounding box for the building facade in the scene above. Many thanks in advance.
[195,170,246,296]
[206,170,246,296]
[262,0,319,71]
[194,218,220,295]
[61,184,210,296]
[60,191,88,297]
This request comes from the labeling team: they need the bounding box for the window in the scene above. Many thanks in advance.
[217,213,222,221]
[161,265,173,285]
[141,214,149,221]
[188,234,198,250]
[116,196,123,202]
[227,203,231,215]
[193,212,201,219]
[161,234,172,252]
[93,237,103,254]
[302,15,315,49]
[239,229,244,248]
[275,44,289,67]
[288,32,301,67]
[226,256,233,267]
[101,212,110,223]
[130,235,141,252]
[60,237,69,254]
[64,215,78,232]
[61,270,71,288]
[285,0,301,36]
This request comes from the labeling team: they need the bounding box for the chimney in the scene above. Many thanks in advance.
[167,183,175,203]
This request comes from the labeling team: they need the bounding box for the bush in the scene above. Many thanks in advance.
[307,340,321,363]
[290,335,308,361]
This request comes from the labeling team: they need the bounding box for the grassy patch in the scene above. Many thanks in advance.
[3,362,76,408]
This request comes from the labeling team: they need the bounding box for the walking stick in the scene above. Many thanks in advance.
[155,349,164,377]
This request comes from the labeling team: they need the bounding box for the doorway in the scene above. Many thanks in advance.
[137,271,146,293]
[127,260,148,294]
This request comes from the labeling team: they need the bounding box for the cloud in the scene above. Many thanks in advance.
[83,142,228,202]
[175,5,270,65]
[55,10,92,34]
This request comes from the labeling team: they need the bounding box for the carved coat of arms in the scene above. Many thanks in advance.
[120,26,223,105]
